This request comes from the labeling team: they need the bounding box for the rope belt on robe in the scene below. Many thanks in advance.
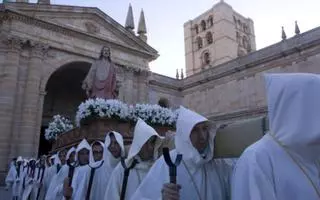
[36,166,46,200]
[16,165,21,179]
[120,159,138,200]
[22,165,28,190]
[269,133,320,198]
[85,161,104,200]
[57,164,61,173]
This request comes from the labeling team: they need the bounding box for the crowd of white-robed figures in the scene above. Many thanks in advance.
[5,73,320,200]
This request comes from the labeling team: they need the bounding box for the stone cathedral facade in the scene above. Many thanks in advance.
[1,0,320,181]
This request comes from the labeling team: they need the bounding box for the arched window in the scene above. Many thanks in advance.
[237,19,241,27]
[201,20,206,31]
[203,51,210,65]
[246,38,252,52]
[206,32,213,44]
[208,16,213,27]
[236,32,240,42]
[238,48,246,57]
[197,37,203,49]
[242,36,248,49]
[194,24,199,34]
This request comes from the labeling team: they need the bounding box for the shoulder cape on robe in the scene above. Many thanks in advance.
[232,73,320,200]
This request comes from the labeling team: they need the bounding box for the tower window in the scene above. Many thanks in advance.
[236,32,240,42]
[206,32,213,44]
[242,36,248,49]
[201,20,206,31]
[194,24,199,34]
[197,37,203,49]
[208,16,213,27]
[203,51,210,65]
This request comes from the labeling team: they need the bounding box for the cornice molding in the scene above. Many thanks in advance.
[2,2,158,56]
[0,8,158,60]
[208,106,267,122]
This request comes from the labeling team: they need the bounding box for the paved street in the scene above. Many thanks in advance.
[0,187,12,200]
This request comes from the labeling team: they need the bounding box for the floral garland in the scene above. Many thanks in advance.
[75,98,178,127]
[75,98,130,126]
[45,115,74,141]
[131,104,178,127]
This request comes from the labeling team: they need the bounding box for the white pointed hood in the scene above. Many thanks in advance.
[104,131,125,167]
[126,118,163,166]
[75,139,91,161]
[17,156,23,162]
[89,141,105,168]
[66,147,76,161]
[54,153,62,165]
[175,106,216,167]
[265,73,320,161]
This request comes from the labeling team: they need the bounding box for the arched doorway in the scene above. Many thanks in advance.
[38,61,91,156]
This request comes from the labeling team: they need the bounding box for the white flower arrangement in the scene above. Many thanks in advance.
[75,98,178,127]
[75,98,130,126]
[131,104,178,127]
[45,115,74,141]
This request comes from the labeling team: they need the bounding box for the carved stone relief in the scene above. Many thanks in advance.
[84,21,100,34]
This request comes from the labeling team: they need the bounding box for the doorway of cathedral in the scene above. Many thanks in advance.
[38,61,91,156]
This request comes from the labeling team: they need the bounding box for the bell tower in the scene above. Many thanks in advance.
[184,0,256,76]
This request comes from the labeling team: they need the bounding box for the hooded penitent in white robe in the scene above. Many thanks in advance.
[71,141,106,200]
[104,118,164,200]
[69,139,91,200]
[232,73,320,200]
[41,153,62,199]
[31,160,46,200]
[103,131,126,180]
[73,132,126,200]
[45,147,76,200]
[21,159,38,200]
[5,156,25,199]
[131,106,235,200]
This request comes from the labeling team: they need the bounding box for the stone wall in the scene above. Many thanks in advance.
[148,73,183,108]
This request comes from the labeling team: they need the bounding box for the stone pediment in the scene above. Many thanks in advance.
[2,3,158,59]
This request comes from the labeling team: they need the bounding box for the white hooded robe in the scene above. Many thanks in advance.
[31,161,46,200]
[104,119,163,200]
[69,139,91,200]
[45,147,76,200]
[131,106,235,200]
[232,73,320,200]
[41,154,62,198]
[21,159,38,200]
[71,141,106,200]
[5,156,25,199]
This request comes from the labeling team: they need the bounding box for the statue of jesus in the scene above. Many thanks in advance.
[82,46,117,99]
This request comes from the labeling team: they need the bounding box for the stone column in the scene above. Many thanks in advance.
[0,36,23,180]
[125,68,134,104]
[18,41,48,157]
[138,70,149,103]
